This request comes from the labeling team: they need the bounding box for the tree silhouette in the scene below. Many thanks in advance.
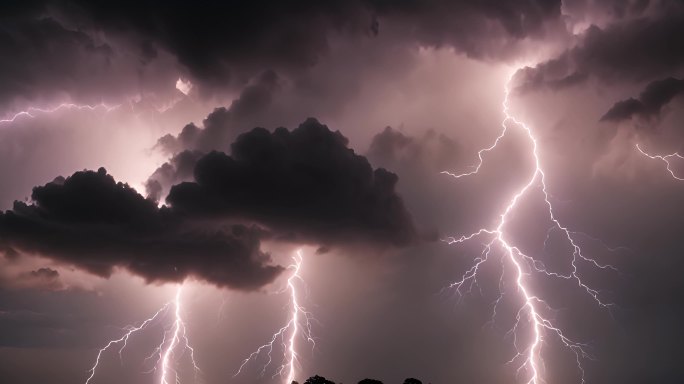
[304,375,336,384]
[358,379,383,384]
[403,379,422,384]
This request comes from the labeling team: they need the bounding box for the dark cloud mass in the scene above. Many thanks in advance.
[145,150,205,203]
[0,267,64,291]
[147,70,284,202]
[601,77,684,122]
[516,4,684,90]
[0,16,109,105]
[155,71,281,155]
[168,118,417,246]
[0,0,567,105]
[57,0,565,71]
[0,118,417,290]
[0,168,283,290]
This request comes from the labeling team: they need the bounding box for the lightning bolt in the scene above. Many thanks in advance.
[0,103,120,124]
[85,284,201,384]
[635,143,684,180]
[235,249,315,384]
[85,302,171,384]
[442,70,616,384]
[160,285,201,384]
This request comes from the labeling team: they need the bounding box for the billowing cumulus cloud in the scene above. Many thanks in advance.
[146,71,284,201]
[0,119,417,290]
[0,168,283,290]
[168,118,417,246]
[371,0,565,59]
[58,0,565,74]
[155,71,281,155]
[145,150,205,203]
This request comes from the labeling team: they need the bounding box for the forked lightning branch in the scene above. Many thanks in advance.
[442,68,617,384]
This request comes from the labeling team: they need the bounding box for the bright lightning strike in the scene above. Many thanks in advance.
[235,249,315,384]
[635,143,684,180]
[0,103,119,124]
[160,285,201,384]
[85,303,171,384]
[442,70,616,384]
[85,284,201,384]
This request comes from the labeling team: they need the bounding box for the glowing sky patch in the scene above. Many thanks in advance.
[176,78,193,96]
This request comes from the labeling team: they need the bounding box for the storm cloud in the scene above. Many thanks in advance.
[601,77,684,122]
[167,118,417,246]
[0,118,417,290]
[0,0,568,107]
[0,5,181,114]
[0,167,283,290]
[155,70,281,156]
[516,3,684,91]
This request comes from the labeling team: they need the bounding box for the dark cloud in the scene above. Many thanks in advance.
[60,0,563,72]
[52,1,373,94]
[145,150,205,203]
[371,0,563,59]
[513,52,588,91]
[155,71,281,155]
[0,119,419,290]
[0,167,283,290]
[601,77,684,122]
[167,118,417,247]
[0,0,567,104]
[0,11,180,113]
[516,5,684,90]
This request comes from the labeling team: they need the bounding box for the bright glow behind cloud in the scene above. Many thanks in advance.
[176,78,193,95]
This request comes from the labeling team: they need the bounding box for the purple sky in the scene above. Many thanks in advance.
[1,1,684,383]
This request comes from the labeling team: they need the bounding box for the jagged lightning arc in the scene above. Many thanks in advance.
[635,143,684,180]
[442,69,616,384]
[85,284,201,384]
[235,249,315,384]
[0,103,120,124]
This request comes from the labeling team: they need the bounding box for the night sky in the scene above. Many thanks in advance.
[1,1,684,383]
